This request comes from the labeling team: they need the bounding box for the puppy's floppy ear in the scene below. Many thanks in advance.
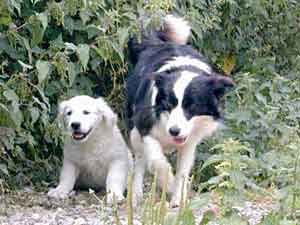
[208,74,235,99]
[95,97,117,126]
[58,100,69,117]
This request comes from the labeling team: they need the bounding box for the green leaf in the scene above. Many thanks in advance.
[207,175,225,185]
[255,92,267,105]
[29,13,48,46]
[199,210,215,225]
[0,164,9,176]
[67,62,80,86]
[217,213,247,225]
[110,41,124,62]
[49,1,64,26]
[0,0,12,25]
[200,155,225,172]
[86,25,102,39]
[223,54,236,75]
[36,12,48,31]
[7,0,21,15]
[11,105,23,127]
[0,103,17,128]
[0,37,18,59]
[3,89,19,102]
[180,208,196,225]
[36,60,51,85]
[117,27,129,48]
[20,36,32,64]
[230,170,246,190]
[80,10,90,25]
[30,107,40,125]
[77,44,89,71]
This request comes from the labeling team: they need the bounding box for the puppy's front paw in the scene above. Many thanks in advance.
[106,192,125,205]
[47,187,72,199]
[170,196,183,208]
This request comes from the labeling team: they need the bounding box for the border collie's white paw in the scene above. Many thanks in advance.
[47,187,71,199]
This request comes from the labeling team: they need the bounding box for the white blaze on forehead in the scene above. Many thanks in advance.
[151,82,158,106]
[157,56,211,74]
[166,71,199,137]
[173,71,199,102]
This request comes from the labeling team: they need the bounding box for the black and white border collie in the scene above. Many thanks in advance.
[126,15,234,207]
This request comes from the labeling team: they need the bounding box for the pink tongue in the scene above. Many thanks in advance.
[174,137,186,144]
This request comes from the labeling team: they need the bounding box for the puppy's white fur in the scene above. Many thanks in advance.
[48,95,132,204]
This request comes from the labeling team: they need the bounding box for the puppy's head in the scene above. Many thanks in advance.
[153,71,234,145]
[58,95,116,143]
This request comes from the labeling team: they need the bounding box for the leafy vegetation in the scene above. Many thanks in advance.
[0,0,300,224]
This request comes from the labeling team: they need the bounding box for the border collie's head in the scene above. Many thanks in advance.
[152,71,234,145]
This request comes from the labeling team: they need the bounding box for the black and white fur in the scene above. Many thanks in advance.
[126,15,234,207]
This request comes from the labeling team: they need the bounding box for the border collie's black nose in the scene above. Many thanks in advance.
[71,122,81,130]
[169,126,180,137]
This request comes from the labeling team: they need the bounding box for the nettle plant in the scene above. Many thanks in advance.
[0,0,300,222]
[0,0,171,188]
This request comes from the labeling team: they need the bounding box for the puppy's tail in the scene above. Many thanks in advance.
[128,15,191,64]
[162,15,191,45]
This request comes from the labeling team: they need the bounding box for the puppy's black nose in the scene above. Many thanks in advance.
[169,126,180,137]
[71,122,81,130]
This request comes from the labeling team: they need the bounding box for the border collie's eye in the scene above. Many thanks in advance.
[66,111,72,116]
[168,95,178,107]
[183,99,192,108]
[158,100,172,111]
[83,110,90,115]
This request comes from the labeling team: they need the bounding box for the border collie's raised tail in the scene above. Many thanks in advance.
[126,15,234,207]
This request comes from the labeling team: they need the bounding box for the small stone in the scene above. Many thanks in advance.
[32,213,40,220]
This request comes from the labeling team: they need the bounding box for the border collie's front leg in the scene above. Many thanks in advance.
[143,136,174,194]
[132,154,147,206]
[171,145,196,207]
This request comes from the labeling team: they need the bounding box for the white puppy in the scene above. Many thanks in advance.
[47,95,132,204]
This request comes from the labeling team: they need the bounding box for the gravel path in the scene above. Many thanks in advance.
[0,189,277,225]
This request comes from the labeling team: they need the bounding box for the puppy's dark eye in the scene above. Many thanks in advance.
[83,110,90,115]
[66,111,72,116]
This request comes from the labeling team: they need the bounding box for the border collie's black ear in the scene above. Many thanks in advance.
[209,75,235,99]
[149,73,165,87]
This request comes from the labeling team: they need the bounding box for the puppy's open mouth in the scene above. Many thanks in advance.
[72,129,92,141]
[173,136,187,145]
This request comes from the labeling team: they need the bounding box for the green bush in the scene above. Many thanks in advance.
[0,0,300,220]
[0,0,170,188]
